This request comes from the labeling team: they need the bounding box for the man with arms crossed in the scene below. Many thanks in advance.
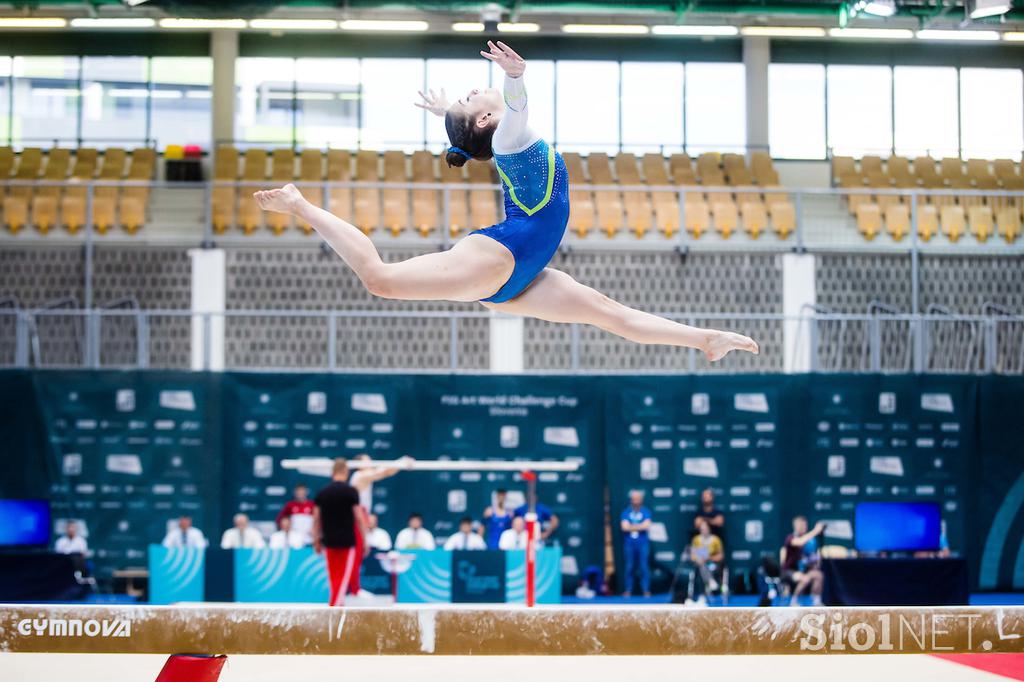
[313,458,368,607]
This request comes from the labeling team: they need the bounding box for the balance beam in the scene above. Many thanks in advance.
[2,604,1023,656]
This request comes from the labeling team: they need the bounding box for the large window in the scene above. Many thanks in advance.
[686,63,745,154]
[769,64,825,160]
[556,60,620,154]
[0,58,10,144]
[295,58,359,149]
[12,57,81,146]
[361,59,425,151]
[151,57,212,150]
[894,66,958,158]
[827,65,893,157]
[426,59,489,147]
[81,57,149,147]
[235,58,296,146]
[621,62,683,153]
[961,68,1024,160]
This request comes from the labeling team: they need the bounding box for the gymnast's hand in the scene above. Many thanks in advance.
[480,40,525,78]
[415,88,450,117]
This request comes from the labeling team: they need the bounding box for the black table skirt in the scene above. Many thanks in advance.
[822,558,969,606]
[0,552,89,601]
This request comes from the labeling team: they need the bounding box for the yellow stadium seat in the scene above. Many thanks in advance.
[214,146,239,181]
[3,195,28,233]
[711,199,738,238]
[624,192,652,238]
[884,204,910,242]
[967,159,996,186]
[211,186,235,235]
[866,173,901,212]
[0,146,13,177]
[856,203,882,241]
[917,204,938,242]
[411,151,439,237]
[381,150,409,236]
[266,149,296,234]
[439,159,470,238]
[31,196,58,234]
[325,149,352,231]
[669,153,696,185]
[614,153,642,184]
[596,190,624,238]
[120,196,146,234]
[569,190,596,238]
[696,152,720,178]
[236,149,268,234]
[968,205,994,242]
[940,157,966,184]
[70,148,98,180]
[914,156,942,188]
[861,155,884,176]
[562,152,586,184]
[832,156,856,182]
[353,150,381,234]
[297,149,324,234]
[751,151,778,186]
[739,198,767,239]
[652,194,679,238]
[641,153,670,185]
[768,199,796,239]
[993,159,1020,184]
[587,153,614,184]
[940,204,966,242]
[887,156,915,186]
[91,195,117,234]
[996,207,1021,243]
[684,197,709,238]
[841,174,870,215]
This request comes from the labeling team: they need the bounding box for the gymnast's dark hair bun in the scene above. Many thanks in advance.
[445,151,470,168]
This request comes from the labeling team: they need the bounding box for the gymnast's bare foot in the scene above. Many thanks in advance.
[254,183,304,214]
[704,330,759,362]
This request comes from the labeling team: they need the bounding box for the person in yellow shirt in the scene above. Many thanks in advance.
[688,518,725,604]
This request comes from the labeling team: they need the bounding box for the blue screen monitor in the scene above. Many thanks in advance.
[0,499,51,547]
[854,502,941,553]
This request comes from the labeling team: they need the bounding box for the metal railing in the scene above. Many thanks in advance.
[1,308,1021,374]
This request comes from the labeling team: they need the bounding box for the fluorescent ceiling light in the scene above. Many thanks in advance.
[828,28,914,39]
[159,18,246,29]
[562,24,650,35]
[452,22,484,31]
[186,91,212,99]
[109,88,183,99]
[498,23,539,32]
[295,92,335,101]
[70,18,156,28]
[340,20,428,32]
[32,88,80,96]
[740,26,826,37]
[916,29,1000,41]
[1003,32,1024,41]
[861,1,897,17]
[652,25,738,36]
[249,19,338,30]
[0,17,67,28]
[969,0,1012,19]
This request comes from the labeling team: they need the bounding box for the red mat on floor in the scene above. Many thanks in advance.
[933,654,1024,680]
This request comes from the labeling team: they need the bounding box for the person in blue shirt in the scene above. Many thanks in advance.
[483,489,513,550]
[513,501,559,545]
[254,40,758,364]
[620,490,653,597]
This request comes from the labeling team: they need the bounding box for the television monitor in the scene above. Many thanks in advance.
[0,499,52,547]
[854,501,941,553]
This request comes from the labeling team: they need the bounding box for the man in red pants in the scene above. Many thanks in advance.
[312,458,367,607]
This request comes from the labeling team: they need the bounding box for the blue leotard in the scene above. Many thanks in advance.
[469,75,570,304]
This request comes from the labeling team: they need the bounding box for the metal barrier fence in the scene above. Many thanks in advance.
[0,308,1021,374]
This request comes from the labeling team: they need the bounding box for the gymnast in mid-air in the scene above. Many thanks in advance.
[255,41,758,362]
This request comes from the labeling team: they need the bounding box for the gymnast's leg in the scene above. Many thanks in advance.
[483,268,759,361]
[254,184,514,302]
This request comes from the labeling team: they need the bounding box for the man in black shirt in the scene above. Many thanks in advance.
[313,458,367,606]
[693,488,726,544]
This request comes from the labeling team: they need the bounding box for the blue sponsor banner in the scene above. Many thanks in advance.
[233,548,329,603]
[506,548,562,604]
[397,549,453,603]
[451,550,505,603]
[148,545,204,604]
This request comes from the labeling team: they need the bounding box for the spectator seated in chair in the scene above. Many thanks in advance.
[687,518,725,605]
[781,515,825,606]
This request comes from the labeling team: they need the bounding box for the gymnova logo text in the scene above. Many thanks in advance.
[16,618,132,638]
[798,612,1002,652]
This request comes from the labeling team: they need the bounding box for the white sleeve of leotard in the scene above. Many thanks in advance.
[492,73,541,155]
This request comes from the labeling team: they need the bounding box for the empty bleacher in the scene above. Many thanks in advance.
[834,154,1023,244]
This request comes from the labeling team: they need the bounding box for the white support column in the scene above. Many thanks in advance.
[782,253,816,373]
[190,249,226,371]
[210,30,239,147]
[743,36,770,155]
[489,312,524,372]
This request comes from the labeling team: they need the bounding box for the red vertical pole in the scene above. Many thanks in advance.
[523,470,538,607]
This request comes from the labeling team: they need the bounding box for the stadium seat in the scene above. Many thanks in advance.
[411,150,439,237]
[696,152,720,178]
[211,146,239,234]
[616,153,651,237]
[614,153,642,184]
[856,203,882,241]
[739,198,767,239]
[996,206,1021,243]
[0,146,13,177]
[860,155,883,177]
[266,149,296,234]
[439,157,470,237]
[382,150,409,236]
[652,193,679,238]
[297,149,324,234]
[940,157,966,185]
[569,188,597,238]
[884,204,910,242]
[866,172,901,212]
[2,191,28,233]
[832,156,856,183]
[914,156,943,188]
[668,153,697,185]
[940,204,966,242]
[353,149,381,234]
[751,151,780,186]
[467,159,499,231]
[237,149,268,234]
[3,148,43,233]
[968,205,994,242]
[588,154,623,237]
[841,174,870,215]
[768,199,796,239]
[684,196,710,238]
[887,156,915,187]
[917,204,939,242]
[325,149,353,232]
[711,198,738,238]
[116,148,155,234]
[967,159,997,187]
[993,159,1021,185]
[641,153,671,185]
[951,176,983,210]
[31,148,71,234]
[69,148,98,180]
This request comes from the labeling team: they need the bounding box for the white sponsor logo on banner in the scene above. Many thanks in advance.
[307,392,327,414]
[683,458,719,478]
[447,489,467,513]
[870,456,905,477]
[734,393,768,413]
[745,520,763,542]
[691,393,710,415]
[159,391,196,411]
[115,390,135,412]
[827,456,846,478]
[543,427,579,448]
[17,618,132,638]
[351,393,387,414]
[878,392,896,414]
[921,393,954,413]
[500,425,519,448]
[106,455,142,475]
[640,458,659,480]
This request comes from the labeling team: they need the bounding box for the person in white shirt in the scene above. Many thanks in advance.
[365,513,392,551]
[444,517,487,551]
[54,521,88,555]
[269,515,308,550]
[162,516,209,549]
[220,513,266,549]
[498,515,531,550]
[394,513,436,550]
